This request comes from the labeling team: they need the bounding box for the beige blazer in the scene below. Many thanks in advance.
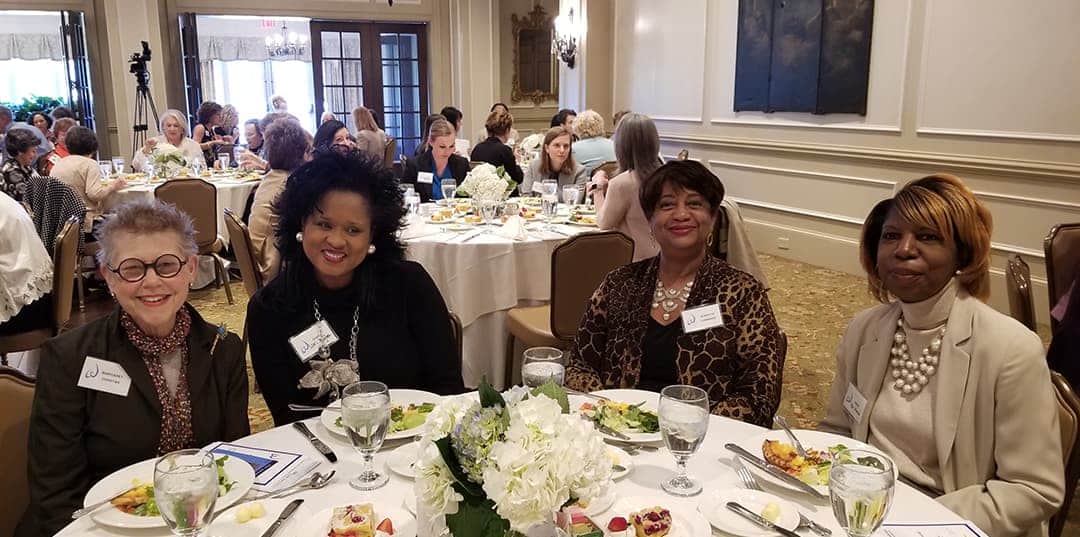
[248,169,289,282]
[51,155,116,231]
[820,293,1064,537]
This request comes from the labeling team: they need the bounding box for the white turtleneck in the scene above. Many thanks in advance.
[868,277,959,493]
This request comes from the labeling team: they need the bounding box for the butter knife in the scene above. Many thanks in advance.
[726,501,801,537]
[261,498,304,537]
[724,443,827,499]
[293,421,337,462]
[71,485,139,519]
[595,421,631,440]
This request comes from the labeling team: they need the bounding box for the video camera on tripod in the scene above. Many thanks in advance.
[128,41,159,163]
[129,41,152,90]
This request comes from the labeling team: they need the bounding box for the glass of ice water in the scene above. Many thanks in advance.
[111,156,126,175]
[342,380,391,490]
[98,160,114,180]
[440,179,457,205]
[521,347,565,388]
[659,384,709,496]
[561,185,580,205]
[153,449,219,536]
[829,449,894,537]
[217,153,230,170]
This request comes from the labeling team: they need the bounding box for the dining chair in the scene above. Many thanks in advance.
[154,178,233,304]
[1045,222,1080,332]
[709,206,731,262]
[0,216,79,364]
[676,149,690,161]
[0,366,35,537]
[382,136,398,170]
[1005,254,1037,332]
[504,231,634,387]
[469,161,485,170]
[596,160,618,179]
[1051,371,1080,537]
[449,311,464,369]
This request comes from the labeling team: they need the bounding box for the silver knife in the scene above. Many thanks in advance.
[726,501,801,537]
[724,443,827,499]
[261,498,304,537]
[595,421,631,440]
[293,421,337,462]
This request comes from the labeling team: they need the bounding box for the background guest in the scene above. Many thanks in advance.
[243,118,264,155]
[520,126,586,196]
[570,110,616,178]
[0,193,52,338]
[51,126,126,233]
[612,109,630,127]
[470,109,524,187]
[565,160,785,426]
[248,118,310,283]
[550,108,577,131]
[49,106,75,122]
[593,113,661,261]
[37,117,76,176]
[216,104,239,143]
[0,106,50,164]
[313,119,355,155]
[248,151,464,425]
[132,109,204,173]
[271,94,288,113]
[414,113,445,156]
[192,101,226,164]
[439,105,470,156]
[1,128,40,201]
[16,199,248,537]
[320,111,337,125]
[474,102,519,146]
[1048,267,1080,388]
[404,117,468,202]
[30,113,54,146]
[351,106,387,161]
[820,174,1063,537]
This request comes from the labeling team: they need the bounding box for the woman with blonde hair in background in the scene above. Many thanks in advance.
[570,110,615,178]
[403,117,469,202]
[351,106,388,161]
[520,126,587,196]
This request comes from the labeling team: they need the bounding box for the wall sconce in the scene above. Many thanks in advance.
[552,7,580,69]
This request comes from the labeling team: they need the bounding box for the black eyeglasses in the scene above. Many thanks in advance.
[106,254,187,283]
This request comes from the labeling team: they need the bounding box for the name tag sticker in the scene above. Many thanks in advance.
[77,357,131,397]
[417,172,434,185]
[289,320,339,362]
[843,383,868,424]
[681,303,724,333]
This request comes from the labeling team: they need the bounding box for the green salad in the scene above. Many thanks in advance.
[335,402,437,433]
[579,400,660,433]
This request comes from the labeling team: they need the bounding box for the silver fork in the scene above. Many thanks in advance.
[774,415,810,458]
[734,460,831,536]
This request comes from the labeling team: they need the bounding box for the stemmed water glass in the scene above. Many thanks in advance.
[341,381,391,490]
[440,179,457,205]
[217,152,231,170]
[153,449,219,536]
[111,156,126,175]
[658,384,709,496]
[561,185,581,206]
[829,449,895,537]
[98,160,114,180]
[521,347,565,388]
[540,180,559,230]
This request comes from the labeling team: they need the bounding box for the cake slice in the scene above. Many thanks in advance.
[629,506,672,537]
[328,503,376,537]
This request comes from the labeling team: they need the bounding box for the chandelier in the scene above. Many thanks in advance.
[552,8,580,69]
[265,22,307,59]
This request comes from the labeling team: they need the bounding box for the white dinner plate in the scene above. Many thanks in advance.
[606,445,634,481]
[385,442,422,479]
[731,428,896,495]
[207,498,312,537]
[698,488,800,537]
[581,389,663,444]
[304,503,416,537]
[321,389,442,441]
[84,453,255,529]
[610,496,711,537]
[580,487,616,517]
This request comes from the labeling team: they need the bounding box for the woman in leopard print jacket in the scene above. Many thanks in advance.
[565,160,785,427]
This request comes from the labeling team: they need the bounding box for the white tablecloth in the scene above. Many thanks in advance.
[56,411,965,536]
[406,222,589,389]
[113,179,258,248]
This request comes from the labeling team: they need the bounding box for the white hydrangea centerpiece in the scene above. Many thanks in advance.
[414,379,614,537]
[151,143,188,177]
[457,163,516,202]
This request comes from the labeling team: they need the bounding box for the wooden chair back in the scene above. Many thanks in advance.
[223,208,264,298]
[595,160,619,178]
[549,231,634,342]
[1051,371,1080,537]
[1045,222,1080,331]
[0,366,34,537]
[51,216,79,332]
[154,178,219,252]
[1005,254,1037,331]
[383,136,397,170]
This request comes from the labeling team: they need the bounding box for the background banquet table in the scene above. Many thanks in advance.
[113,177,258,247]
[405,219,590,389]
[56,409,965,537]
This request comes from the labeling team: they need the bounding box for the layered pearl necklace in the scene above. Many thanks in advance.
[652,279,693,321]
[889,315,946,395]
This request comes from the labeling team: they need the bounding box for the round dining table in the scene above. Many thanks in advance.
[55,403,966,537]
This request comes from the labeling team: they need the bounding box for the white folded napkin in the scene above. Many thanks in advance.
[497,215,529,241]
[399,214,437,240]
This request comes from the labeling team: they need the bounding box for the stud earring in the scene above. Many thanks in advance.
[295,232,303,242]
[955,269,963,276]
[368,244,376,254]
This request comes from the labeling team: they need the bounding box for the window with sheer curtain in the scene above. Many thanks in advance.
[206,59,316,144]
[0,59,66,104]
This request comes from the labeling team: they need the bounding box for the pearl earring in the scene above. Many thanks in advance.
[955,269,962,276]
[295,232,303,242]
[368,244,376,254]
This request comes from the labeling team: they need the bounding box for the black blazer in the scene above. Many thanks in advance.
[247,260,465,426]
[402,150,470,202]
[17,305,248,537]
[470,137,524,186]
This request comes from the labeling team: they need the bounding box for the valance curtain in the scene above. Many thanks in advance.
[0,33,64,61]
[198,36,312,62]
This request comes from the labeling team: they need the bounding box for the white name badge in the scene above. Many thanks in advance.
[417,171,434,185]
[842,383,868,424]
[289,320,340,362]
[681,303,725,333]
[77,357,131,397]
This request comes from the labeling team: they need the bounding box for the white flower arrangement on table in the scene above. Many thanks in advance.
[517,133,543,156]
[457,163,517,203]
[151,143,188,177]
[414,380,614,537]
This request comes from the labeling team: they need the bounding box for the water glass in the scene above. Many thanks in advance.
[440,179,457,205]
[153,449,219,536]
[341,381,391,490]
[521,347,565,388]
[189,159,205,177]
[111,156,126,175]
[98,160,113,179]
[829,449,895,537]
[405,192,421,216]
[659,385,709,496]
[217,153,230,169]
[561,185,581,205]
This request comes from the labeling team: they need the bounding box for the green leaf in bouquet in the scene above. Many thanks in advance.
[434,436,484,496]
[478,376,505,409]
[530,381,570,414]
[446,493,509,537]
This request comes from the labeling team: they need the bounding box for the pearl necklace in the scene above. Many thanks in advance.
[652,278,693,321]
[889,315,946,395]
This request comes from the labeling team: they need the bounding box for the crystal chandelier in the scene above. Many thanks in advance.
[265,22,307,59]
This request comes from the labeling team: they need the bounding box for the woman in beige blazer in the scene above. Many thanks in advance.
[821,174,1063,537]
[248,118,311,283]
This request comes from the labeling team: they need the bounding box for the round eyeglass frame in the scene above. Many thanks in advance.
[106,253,187,283]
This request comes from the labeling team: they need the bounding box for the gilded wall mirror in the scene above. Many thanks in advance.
[512,5,558,105]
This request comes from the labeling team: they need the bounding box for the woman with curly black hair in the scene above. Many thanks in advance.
[246,150,464,425]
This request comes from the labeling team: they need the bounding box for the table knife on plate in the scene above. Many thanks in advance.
[260,498,304,537]
[595,422,631,440]
[724,443,827,499]
[293,421,337,462]
[726,501,801,537]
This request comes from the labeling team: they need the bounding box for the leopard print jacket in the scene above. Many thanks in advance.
[565,255,785,427]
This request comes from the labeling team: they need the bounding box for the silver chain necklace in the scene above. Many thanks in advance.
[313,299,360,362]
